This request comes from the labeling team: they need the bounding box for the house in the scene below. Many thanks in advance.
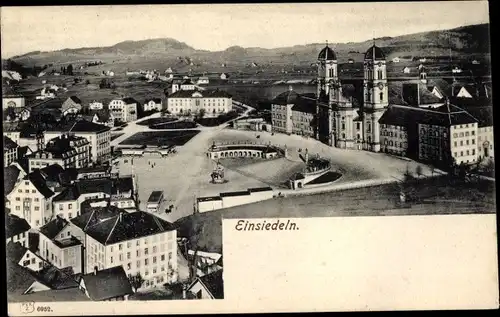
[5,213,31,247]
[28,134,91,171]
[76,165,112,180]
[4,135,19,167]
[2,70,22,81]
[180,79,196,91]
[143,98,163,112]
[471,60,480,65]
[392,57,400,63]
[402,66,411,74]
[197,76,210,85]
[165,67,173,74]
[187,250,223,277]
[88,101,104,110]
[7,262,51,299]
[452,66,463,74]
[454,86,474,98]
[109,176,136,210]
[85,109,115,128]
[220,73,228,80]
[108,98,138,122]
[7,241,47,272]
[44,120,112,164]
[186,269,224,299]
[61,96,83,116]
[271,88,316,137]
[70,209,178,289]
[36,87,56,100]
[6,169,56,228]
[79,266,134,301]
[39,215,83,274]
[419,57,427,63]
[3,95,26,110]
[347,58,355,64]
[4,164,26,196]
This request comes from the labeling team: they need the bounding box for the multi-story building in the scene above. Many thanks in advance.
[89,101,104,110]
[108,98,138,122]
[3,95,25,110]
[7,241,47,272]
[44,120,112,164]
[28,135,91,172]
[271,87,316,137]
[83,109,115,128]
[4,135,19,167]
[5,213,31,247]
[167,89,232,117]
[61,96,83,116]
[69,208,178,289]
[379,101,478,165]
[6,169,55,228]
[39,216,83,274]
[461,106,494,161]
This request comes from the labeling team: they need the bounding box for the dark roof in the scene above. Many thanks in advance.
[272,89,299,105]
[7,261,42,295]
[18,146,32,158]
[4,135,18,151]
[456,106,493,127]
[53,185,80,202]
[40,164,65,184]
[81,266,133,301]
[390,82,443,106]
[379,103,478,127]
[148,191,164,202]
[248,187,273,193]
[71,205,122,231]
[8,286,90,303]
[26,170,55,198]
[78,211,175,245]
[220,191,250,197]
[69,120,110,133]
[145,98,162,104]
[53,236,82,249]
[35,265,79,290]
[194,269,224,299]
[78,165,111,174]
[76,178,113,195]
[273,90,316,114]
[39,216,69,240]
[181,79,194,85]
[318,45,336,61]
[122,97,138,104]
[169,89,232,98]
[68,96,82,104]
[43,135,88,157]
[364,45,386,60]
[113,176,134,194]
[196,196,222,202]
[59,168,79,185]
[89,109,112,122]
[4,165,21,195]
[6,241,29,263]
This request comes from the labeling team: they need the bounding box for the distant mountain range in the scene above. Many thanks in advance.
[5,23,491,70]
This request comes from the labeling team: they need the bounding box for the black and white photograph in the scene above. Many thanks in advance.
[2,1,497,313]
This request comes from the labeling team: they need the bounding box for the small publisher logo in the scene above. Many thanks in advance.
[20,302,35,314]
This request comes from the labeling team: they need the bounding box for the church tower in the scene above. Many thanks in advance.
[315,42,338,146]
[362,42,388,152]
[317,42,338,98]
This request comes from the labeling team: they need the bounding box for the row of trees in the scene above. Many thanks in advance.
[59,64,74,76]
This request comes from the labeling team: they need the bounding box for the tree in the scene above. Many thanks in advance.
[67,64,73,76]
[128,273,145,292]
[85,79,90,85]
[197,108,206,119]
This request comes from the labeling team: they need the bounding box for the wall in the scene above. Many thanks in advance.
[188,281,213,299]
[380,124,408,156]
[198,200,223,213]
[449,123,478,165]
[18,250,46,272]
[6,231,29,248]
[477,126,494,160]
[7,180,52,228]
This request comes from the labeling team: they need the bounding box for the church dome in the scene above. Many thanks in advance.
[364,45,385,60]
[318,45,337,61]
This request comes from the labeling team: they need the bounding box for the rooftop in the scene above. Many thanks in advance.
[81,266,133,301]
[39,216,69,240]
[189,269,224,299]
[26,170,55,198]
[4,135,18,151]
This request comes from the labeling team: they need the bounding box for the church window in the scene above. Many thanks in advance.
[342,133,346,139]
[379,92,383,102]
[367,136,372,143]
[357,134,361,140]
[390,141,393,146]
[341,122,345,130]
[367,123,371,133]
[377,70,383,80]
[356,122,361,130]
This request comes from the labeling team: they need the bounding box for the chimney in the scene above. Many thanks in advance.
[93,266,98,276]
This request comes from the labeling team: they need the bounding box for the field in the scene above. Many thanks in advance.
[174,176,496,253]
[119,130,200,146]
[148,121,197,130]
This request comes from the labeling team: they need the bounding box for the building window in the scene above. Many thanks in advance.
[471,131,475,136]
[379,92,383,102]
[460,151,463,156]
[472,139,475,145]
[356,122,361,130]
[110,256,113,264]
[472,149,475,155]
[145,259,149,265]
[145,248,149,255]
[454,141,457,147]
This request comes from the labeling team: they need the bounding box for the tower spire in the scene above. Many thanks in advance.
[326,40,328,47]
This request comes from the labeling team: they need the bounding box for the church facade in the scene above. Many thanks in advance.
[315,43,388,152]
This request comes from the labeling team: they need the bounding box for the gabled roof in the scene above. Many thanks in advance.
[5,214,31,239]
[89,109,112,122]
[122,97,138,104]
[4,135,18,151]
[39,216,69,240]
[7,261,43,295]
[39,164,65,184]
[34,265,79,290]
[75,178,113,195]
[189,269,224,299]
[67,96,82,104]
[4,165,21,195]
[112,176,134,194]
[69,120,111,133]
[26,170,55,198]
[70,205,122,231]
[18,146,33,158]
[53,185,80,202]
[80,211,175,245]
[145,98,162,104]
[181,79,194,85]
[6,241,29,263]
[80,266,133,301]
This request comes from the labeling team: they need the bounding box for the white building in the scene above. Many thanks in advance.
[7,241,47,272]
[402,67,411,74]
[4,135,19,167]
[197,77,209,85]
[392,57,401,63]
[167,89,232,117]
[6,169,55,228]
[6,213,31,248]
[89,101,105,110]
[220,73,228,80]
[68,209,179,289]
[3,95,26,110]
[143,98,163,112]
[108,98,138,123]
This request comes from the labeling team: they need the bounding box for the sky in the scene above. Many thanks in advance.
[0,1,490,58]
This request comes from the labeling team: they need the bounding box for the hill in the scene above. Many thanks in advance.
[5,23,490,72]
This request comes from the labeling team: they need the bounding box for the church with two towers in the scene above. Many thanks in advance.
[315,42,388,152]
